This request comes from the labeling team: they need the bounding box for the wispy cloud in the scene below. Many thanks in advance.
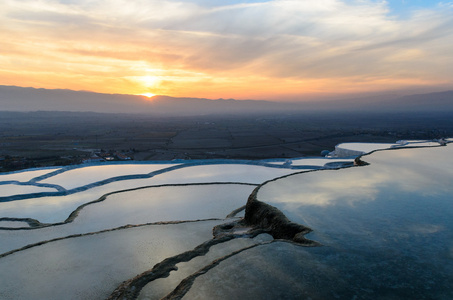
[0,0,452,100]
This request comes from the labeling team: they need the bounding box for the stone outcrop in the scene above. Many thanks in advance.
[243,188,319,246]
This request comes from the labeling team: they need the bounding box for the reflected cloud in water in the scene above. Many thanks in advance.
[249,144,453,298]
[259,145,453,210]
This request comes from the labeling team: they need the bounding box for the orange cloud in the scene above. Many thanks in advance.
[1,0,452,100]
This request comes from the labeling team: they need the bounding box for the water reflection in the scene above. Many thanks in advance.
[259,145,453,209]
[252,144,453,298]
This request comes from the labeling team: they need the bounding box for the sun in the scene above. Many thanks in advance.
[135,75,160,98]
[141,92,155,98]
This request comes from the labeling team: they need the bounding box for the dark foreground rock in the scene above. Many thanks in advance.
[243,188,319,246]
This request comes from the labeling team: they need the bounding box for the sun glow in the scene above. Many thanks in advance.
[134,75,160,98]
[141,75,159,86]
[141,93,155,98]
[0,1,451,100]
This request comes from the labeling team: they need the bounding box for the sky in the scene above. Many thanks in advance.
[1,0,452,101]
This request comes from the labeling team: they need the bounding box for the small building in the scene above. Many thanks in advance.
[115,152,131,160]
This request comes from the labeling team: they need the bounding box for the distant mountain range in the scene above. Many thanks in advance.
[0,85,452,115]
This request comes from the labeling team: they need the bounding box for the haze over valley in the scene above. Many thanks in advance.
[1,85,453,115]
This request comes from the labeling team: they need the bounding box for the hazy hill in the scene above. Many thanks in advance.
[0,86,152,114]
[386,91,453,111]
[301,90,453,112]
[0,85,452,115]
[0,85,296,115]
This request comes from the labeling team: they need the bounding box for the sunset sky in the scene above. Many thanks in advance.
[1,0,452,101]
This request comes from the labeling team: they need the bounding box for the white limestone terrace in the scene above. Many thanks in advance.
[0,140,445,224]
[328,139,444,157]
[0,184,256,254]
[0,148,391,203]
[0,167,60,183]
[0,164,299,224]
[0,157,336,202]
[38,164,178,190]
[0,138,450,300]
[265,157,354,168]
[0,184,58,198]
[0,221,226,300]
[0,220,30,228]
